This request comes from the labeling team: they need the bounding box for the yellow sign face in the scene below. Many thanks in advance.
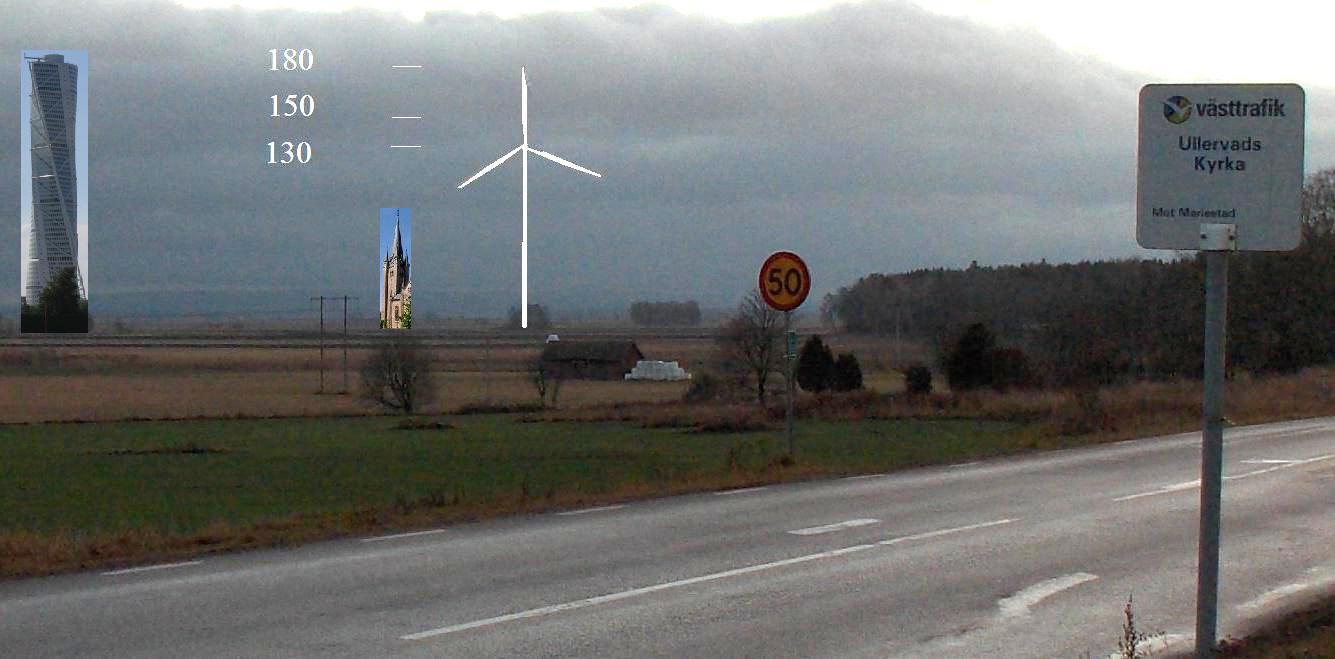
[758,251,811,311]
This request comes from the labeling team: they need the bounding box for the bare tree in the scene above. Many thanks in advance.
[1301,167,1335,240]
[531,356,563,408]
[715,291,784,404]
[361,336,434,414]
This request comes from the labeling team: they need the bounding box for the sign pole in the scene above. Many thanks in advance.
[1195,244,1230,657]
[1137,84,1302,657]
[757,250,810,460]
[785,309,794,458]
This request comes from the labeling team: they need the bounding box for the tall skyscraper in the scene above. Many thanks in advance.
[25,53,82,302]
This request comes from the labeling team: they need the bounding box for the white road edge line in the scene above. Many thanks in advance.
[1240,569,1335,611]
[361,529,447,543]
[1114,453,1335,502]
[102,560,202,576]
[842,474,883,481]
[557,505,626,516]
[948,461,981,468]
[1113,479,1199,502]
[1239,584,1311,611]
[998,572,1098,618]
[714,486,768,496]
[789,518,880,536]
[402,517,1017,641]
[877,518,1016,546]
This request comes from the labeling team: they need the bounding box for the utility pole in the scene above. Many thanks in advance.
[483,333,492,404]
[340,295,359,394]
[310,296,326,393]
[311,294,358,394]
[894,305,902,368]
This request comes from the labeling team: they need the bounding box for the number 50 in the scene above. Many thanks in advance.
[767,267,803,296]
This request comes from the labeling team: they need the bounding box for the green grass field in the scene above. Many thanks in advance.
[3,412,1332,656]
[0,415,1036,541]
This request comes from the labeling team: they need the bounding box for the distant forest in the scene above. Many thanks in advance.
[629,301,702,326]
[822,169,1335,382]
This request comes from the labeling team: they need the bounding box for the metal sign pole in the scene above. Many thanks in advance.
[1136,84,1303,656]
[785,310,794,458]
[1195,231,1231,657]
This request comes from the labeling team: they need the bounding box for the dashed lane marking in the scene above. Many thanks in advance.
[403,517,1017,641]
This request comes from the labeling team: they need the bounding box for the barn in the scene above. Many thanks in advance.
[540,340,644,380]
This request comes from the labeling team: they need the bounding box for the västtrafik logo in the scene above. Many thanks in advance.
[1164,96,1192,124]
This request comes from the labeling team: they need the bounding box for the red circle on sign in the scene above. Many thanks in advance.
[758,251,811,312]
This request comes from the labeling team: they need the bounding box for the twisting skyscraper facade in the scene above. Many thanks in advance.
[25,53,82,302]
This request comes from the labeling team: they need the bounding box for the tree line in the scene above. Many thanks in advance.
[629,300,701,326]
[822,168,1335,383]
[21,266,88,333]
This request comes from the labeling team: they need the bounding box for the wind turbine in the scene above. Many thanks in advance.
[457,67,602,328]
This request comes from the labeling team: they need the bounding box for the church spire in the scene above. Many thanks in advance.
[393,211,404,261]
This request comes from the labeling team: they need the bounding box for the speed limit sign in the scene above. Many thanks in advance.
[758,251,811,312]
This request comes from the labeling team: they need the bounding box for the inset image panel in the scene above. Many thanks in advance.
[20,50,88,333]
[379,208,412,329]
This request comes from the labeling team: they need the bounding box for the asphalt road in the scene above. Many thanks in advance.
[2,417,1332,657]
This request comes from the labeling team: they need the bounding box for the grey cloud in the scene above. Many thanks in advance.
[2,0,1332,319]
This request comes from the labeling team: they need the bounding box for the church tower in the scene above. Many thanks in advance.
[380,212,411,328]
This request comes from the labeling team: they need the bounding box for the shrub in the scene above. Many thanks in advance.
[1052,387,1114,435]
[692,407,771,433]
[361,336,434,414]
[831,353,864,391]
[945,323,997,391]
[530,357,563,408]
[683,372,723,402]
[455,402,545,415]
[990,347,1040,390]
[393,418,454,430]
[944,323,1038,391]
[905,365,933,395]
[795,335,836,392]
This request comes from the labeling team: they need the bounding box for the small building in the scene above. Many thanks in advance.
[541,340,644,380]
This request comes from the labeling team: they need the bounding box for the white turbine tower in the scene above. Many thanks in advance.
[458,67,602,328]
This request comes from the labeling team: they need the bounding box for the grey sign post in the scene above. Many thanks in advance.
[1137,83,1304,656]
[758,251,811,460]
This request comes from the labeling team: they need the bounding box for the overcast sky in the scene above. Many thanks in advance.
[4,0,1333,319]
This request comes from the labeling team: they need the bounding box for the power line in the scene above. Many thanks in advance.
[310,295,358,394]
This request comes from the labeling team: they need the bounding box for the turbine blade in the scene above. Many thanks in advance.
[528,147,602,178]
[521,68,528,145]
[457,145,523,189]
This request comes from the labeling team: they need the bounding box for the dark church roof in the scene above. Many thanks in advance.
[385,216,409,289]
[392,219,405,262]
